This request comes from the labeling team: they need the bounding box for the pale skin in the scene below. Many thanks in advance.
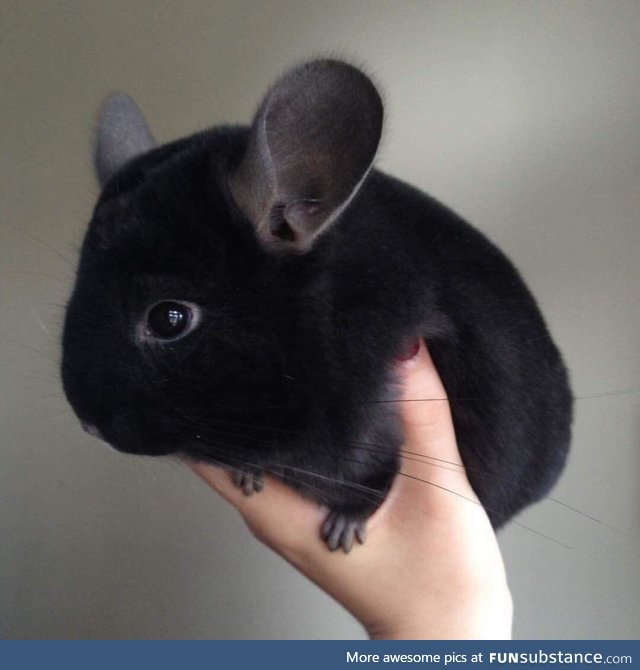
[189,341,513,639]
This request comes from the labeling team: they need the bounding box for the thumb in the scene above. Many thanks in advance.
[397,339,461,465]
[382,339,479,521]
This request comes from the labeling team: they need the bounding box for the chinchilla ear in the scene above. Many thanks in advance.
[94,93,156,187]
[229,60,383,253]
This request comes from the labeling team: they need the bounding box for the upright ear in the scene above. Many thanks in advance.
[94,93,156,187]
[229,60,383,253]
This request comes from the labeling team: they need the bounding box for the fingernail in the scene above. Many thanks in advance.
[395,338,420,363]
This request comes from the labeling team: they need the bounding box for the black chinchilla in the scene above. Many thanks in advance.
[61,60,572,552]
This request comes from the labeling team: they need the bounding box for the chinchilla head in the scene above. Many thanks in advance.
[61,60,387,459]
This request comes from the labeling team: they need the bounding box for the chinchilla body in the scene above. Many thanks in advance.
[62,60,572,551]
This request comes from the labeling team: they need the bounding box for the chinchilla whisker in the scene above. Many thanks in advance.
[1,336,55,361]
[392,469,573,550]
[199,438,388,504]
[0,368,59,385]
[139,402,608,537]
[183,426,572,544]
[147,388,640,415]
[574,388,640,400]
[224,444,574,549]
[199,424,456,471]
[206,437,388,503]
[181,416,631,537]
[30,308,56,342]
[202,424,461,480]
[2,221,76,267]
[363,388,640,404]
[6,270,73,283]
[363,397,450,404]
[193,447,386,507]
[276,464,388,504]
[347,439,634,536]
[190,427,397,500]
[49,407,75,419]
[291,440,585,547]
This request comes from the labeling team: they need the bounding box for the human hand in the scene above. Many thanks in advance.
[189,341,512,639]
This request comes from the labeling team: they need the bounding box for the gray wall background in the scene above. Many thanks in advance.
[1,0,638,639]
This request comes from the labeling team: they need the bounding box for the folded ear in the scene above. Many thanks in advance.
[229,60,383,253]
[94,93,156,187]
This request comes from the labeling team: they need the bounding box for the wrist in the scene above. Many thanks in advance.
[366,585,513,640]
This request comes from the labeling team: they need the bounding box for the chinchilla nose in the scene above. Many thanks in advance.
[81,421,105,441]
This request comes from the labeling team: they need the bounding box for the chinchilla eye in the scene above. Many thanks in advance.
[146,301,198,340]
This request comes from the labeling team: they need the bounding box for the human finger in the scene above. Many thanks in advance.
[188,461,326,555]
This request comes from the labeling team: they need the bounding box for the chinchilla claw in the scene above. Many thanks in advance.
[232,468,264,496]
[321,511,367,553]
